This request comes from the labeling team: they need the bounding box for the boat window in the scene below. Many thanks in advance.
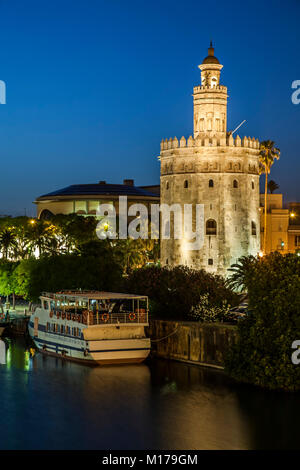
[46,322,50,332]
[43,300,49,310]
[50,300,55,310]
[60,325,64,334]
[55,324,59,333]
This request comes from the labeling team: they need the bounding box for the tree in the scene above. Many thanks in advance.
[15,253,123,301]
[227,255,258,292]
[267,179,279,194]
[0,260,19,308]
[26,220,53,256]
[0,228,17,259]
[225,253,300,391]
[259,141,280,254]
[124,265,239,318]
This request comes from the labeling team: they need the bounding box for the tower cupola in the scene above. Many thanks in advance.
[202,41,220,65]
[193,42,228,139]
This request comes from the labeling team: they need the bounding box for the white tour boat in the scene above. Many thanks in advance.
[28,291,151,365]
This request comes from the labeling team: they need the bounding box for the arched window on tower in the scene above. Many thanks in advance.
[166,181,169,190]
[251,221,257,236]
[233,180,238,188]
[184,180,189,189]
[252,181,255,190]
[209,179,214,188]
[206,219,217,235]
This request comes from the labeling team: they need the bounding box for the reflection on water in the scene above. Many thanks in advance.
[0,337,299,450]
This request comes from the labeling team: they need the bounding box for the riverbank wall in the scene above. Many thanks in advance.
[148,319,237,369]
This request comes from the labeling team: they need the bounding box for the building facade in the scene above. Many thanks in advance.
[260,194,300,254]
[159,43,261,276]
[35,179,160,219]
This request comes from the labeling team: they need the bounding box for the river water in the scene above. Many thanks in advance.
[0,337,299,450]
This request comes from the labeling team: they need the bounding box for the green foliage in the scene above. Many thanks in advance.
[267,179,279,194]
[259,140,280,174]
[225,252,300,391]
[124,265,239,318]
[15,253,123,301]
[190,293,231,322]
[0,214,99,261]
[226,255,258,292]
[0,260,19,297]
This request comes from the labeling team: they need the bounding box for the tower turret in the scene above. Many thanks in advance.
[159,43,261,277]
[193,42,228,140]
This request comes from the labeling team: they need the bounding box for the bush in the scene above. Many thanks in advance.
[225,252,300,391]
[124,265,239,319]
[190,293,231,322]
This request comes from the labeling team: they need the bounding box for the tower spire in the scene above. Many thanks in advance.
[208,40,214,56]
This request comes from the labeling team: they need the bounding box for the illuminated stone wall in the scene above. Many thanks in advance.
[148,319,237,369]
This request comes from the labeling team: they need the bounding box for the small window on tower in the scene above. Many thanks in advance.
[209,179,214,188]
[211,77,217,88]
[252,181,255,190]
[184,180,189,189]
[251,221,256,236]
[206,219,217,235]
[233,180,238,188]
[208,259,213,266]
[166,182,169,190]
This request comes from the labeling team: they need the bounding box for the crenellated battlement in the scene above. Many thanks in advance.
[160,135,260,152]
[193,85,227,93]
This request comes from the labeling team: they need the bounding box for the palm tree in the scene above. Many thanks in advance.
[0,228,17,259]
[114,239,145,274]
[27,220,51,257]
[227,255,258,292]
[259,141,280,254]
[267,179,279,194]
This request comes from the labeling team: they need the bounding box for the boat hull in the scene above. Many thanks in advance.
[28,311,151,366]
[31,346,148,365]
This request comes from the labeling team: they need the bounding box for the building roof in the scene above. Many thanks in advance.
[37,183,160,200]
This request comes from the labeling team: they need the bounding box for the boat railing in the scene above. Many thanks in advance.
[48,309,148,325]
[91,311,148,325]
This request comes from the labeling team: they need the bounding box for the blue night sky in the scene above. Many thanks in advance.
[0,0,299,215]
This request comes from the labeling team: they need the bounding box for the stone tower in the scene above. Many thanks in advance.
[159,43,260,277]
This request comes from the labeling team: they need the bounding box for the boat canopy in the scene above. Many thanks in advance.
[40,291,148,302]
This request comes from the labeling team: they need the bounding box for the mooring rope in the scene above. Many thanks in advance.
[150,326,180,343]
